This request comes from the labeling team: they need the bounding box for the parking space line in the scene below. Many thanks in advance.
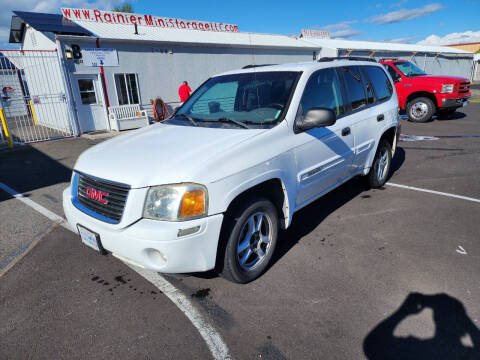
[128,265,232,360]
[0,181,231,360]
[386,182,480,203]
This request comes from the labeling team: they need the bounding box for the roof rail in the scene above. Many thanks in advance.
[242,64,276,69]
[317,57,377,63]
[379,58,403,62]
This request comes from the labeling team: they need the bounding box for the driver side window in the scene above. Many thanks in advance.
[299,68,346,118]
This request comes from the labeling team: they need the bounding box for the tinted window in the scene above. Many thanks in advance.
[364,66,393,102]
[384,64,400,82]
[299,68,346,117]
[342,66,366,110]
[360,67,375,105]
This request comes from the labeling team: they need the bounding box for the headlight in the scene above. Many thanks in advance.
[143,183,208,221]
[440,84,454,93]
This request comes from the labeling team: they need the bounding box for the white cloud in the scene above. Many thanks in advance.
[0,0,125,45]
[367,3,444,24]
[417,31,480,45]
[384,36,419,44]
[316,20,362,39]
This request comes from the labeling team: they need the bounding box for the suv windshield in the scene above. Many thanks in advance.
[394,61,427,77]
[166,71,300,129]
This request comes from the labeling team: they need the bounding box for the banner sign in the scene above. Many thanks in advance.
[82,48,119,67]
[301,29,330,39]
[61,8,239,33]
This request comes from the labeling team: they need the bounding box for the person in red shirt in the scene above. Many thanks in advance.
[178,81,192,102]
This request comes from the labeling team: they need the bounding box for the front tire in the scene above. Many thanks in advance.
[220,198,279,283]
[368,139,392,188]
[406,97,435,123]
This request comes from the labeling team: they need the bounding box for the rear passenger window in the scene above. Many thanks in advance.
[364,66,393,102]
[299,68,346,117]
[341,66,366,110]
[360,67,375,105]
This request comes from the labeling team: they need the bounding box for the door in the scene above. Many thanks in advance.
[293,68,355,208]
[73,75,107,133]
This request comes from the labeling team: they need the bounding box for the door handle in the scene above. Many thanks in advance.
[377,114,385,122]
[342,127,351,136]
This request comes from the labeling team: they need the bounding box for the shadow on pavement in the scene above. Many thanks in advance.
[363,292,480,360]
[436,111,467,121]
[0,144,72,201]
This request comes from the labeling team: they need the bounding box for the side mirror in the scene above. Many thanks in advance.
[296,107,336,131]
[394,76,402,83]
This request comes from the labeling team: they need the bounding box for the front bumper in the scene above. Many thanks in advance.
[63,187,224,273]
[439,96,470,109]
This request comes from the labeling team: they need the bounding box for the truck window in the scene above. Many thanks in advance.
[341,66,367,111]
[364,66,393,102]
[298,68,346,117]
[383,64,401,82]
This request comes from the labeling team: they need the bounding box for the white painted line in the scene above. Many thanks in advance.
[0,182,74,231]
[386,182,480,204]
[456,246,467,255]
[127,265,231,360]
[0,182,231,360]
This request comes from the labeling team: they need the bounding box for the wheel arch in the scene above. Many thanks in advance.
[222,176,292,230]
[405,91,437,110]
[364,125,399,172]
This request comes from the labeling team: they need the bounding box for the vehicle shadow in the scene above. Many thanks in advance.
[271,147,405,269]
[0,144,73,202]
[363,292,480,359]
[435,111,467,121]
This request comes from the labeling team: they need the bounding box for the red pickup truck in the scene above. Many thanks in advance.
[380,59,471,122]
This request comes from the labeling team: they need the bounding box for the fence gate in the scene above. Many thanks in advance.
[0,50,76,147]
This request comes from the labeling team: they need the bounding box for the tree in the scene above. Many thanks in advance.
[112,3,134,13]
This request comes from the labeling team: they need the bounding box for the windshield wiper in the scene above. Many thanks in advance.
[216,117,249,129]
[177,113,198,126]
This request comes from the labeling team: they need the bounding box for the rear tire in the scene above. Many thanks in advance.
[406,97,435,123]
[219,198,278,284]
[368,139,392,188]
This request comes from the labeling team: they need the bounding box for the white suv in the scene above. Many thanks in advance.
[63,58,400,283]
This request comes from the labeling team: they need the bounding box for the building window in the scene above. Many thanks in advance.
[78,79,97,104]
[114,73,139,105]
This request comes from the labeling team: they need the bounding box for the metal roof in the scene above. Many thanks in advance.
[302,37,472,55]
[9,11,92,43]
[68,19,319,50]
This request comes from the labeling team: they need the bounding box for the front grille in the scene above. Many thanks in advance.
[77,173,129,222]
[458,81,470,94]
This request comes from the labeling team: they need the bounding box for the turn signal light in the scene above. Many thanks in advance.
[180,190,206,218]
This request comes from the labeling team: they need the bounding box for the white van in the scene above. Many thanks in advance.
[63,58,400,283]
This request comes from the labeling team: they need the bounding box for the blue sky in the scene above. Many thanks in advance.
[1,0,480,46]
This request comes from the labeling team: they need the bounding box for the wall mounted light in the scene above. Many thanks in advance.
[65,49,73,59]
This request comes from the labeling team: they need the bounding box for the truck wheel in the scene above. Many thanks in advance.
[367,139,392,188]
[406,97,434,123]
[220,198,278,283]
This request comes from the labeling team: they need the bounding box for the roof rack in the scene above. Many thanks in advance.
[317,57,377,63]
[379,58,403,62]
[242,64,276,69]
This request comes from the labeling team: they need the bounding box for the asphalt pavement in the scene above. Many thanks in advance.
[1,104,479,359]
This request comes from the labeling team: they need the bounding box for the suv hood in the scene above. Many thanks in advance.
[74,123,265,188]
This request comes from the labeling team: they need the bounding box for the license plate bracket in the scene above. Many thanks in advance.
[77,224,107,255]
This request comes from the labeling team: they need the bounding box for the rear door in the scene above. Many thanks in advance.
[352,65,395,171]
[293,68,355,208]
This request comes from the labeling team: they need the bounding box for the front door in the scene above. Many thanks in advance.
[73,75,107,133]
[293,68,355,209]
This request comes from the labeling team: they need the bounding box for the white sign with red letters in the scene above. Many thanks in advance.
[61,8,240,33]
[301,29,330,38]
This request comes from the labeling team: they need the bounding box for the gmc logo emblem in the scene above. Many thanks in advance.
[85,187,109,204]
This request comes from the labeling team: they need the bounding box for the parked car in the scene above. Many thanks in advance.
[63,58,400,283]
[380,59,471,122]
